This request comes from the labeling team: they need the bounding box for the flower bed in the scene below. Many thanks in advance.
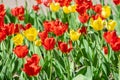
[0,0,120,80]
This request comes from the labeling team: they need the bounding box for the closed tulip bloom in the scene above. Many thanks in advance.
[101,6,111,18]
[70,29,81,41]
[34,39,42,46]
[43,37,56,50]
[50,3,60,12]
[107,20,116,31]
[103,46,108,55]
[90,17,104,31]
[12,33,24,46]
[23,27,38,41]
[13,45,29,58]
[58,41,73,53]
[63,6,70,14]
[32,5,40,12]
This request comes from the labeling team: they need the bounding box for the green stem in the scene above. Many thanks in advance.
[65,54,70,80]
[118,55,120,80]
[50,51,53,80]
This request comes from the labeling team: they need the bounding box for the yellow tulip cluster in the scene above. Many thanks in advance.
[12,27,42,47]
[90,17,116,31]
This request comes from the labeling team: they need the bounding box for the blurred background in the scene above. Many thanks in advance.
[0,0,109,9]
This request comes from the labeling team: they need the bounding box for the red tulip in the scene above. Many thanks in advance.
[93,4,102,13]
[43,37,56,50]
[11,6,24,20]
[42,0,52,7]
[43,21,53,32]
[36,0,42,4]
[103,31,118,45]
[78,26,87,35]
[113,0,120,5]
[33,5,40,11]
[103,31,120,52]
[20,23,32,31]
[103,46,108,55]
[0,29,6,42]
[52,20,68,36]
[13,45,29,58]
[26,54,40,65]
[78,13,89,23]
[76,5,87,15]
[0,4,5,28]
[5,23,20,35]
[38,31,48,42]
[110,39,120,51]
[58,41,73,53]
[22,54,41,76]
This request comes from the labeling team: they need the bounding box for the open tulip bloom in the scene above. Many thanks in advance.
[1,0,120,79]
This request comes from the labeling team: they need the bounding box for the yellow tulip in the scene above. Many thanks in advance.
[68,4,76,13]
[107,20,116,31]
[91,17,104,31]
[63,6,70,14]
[12,33,24,46]
[50,3,60,12]
[101,6,111,18]
[23,27,38,41]
[34,39,42,46]
[70,29,81,41]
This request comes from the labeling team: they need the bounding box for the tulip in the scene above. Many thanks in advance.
[103,46,108,55]
[22,54,41,76]
[34,39,42,46]
[13,45,29,58]
[69,29,81,41]
[43,37,56,50]
[69,4,76,13]
[101,6,111,18]
[90,17,104,31]
[58,41,73,53]
[23,27,38,41]
[63,6,70,14]
[0,30,6,42]
[79,13,89,23]
[12,33,24,46]
[50,3,60,12]
[107,20,116,31]
[32,5,40,12]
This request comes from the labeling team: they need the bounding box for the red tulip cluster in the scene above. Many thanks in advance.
[76,0,92,23]
[36,0,71,7]
[39,19,73,53]
[104,31,120,52]
[54,0,72,7]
